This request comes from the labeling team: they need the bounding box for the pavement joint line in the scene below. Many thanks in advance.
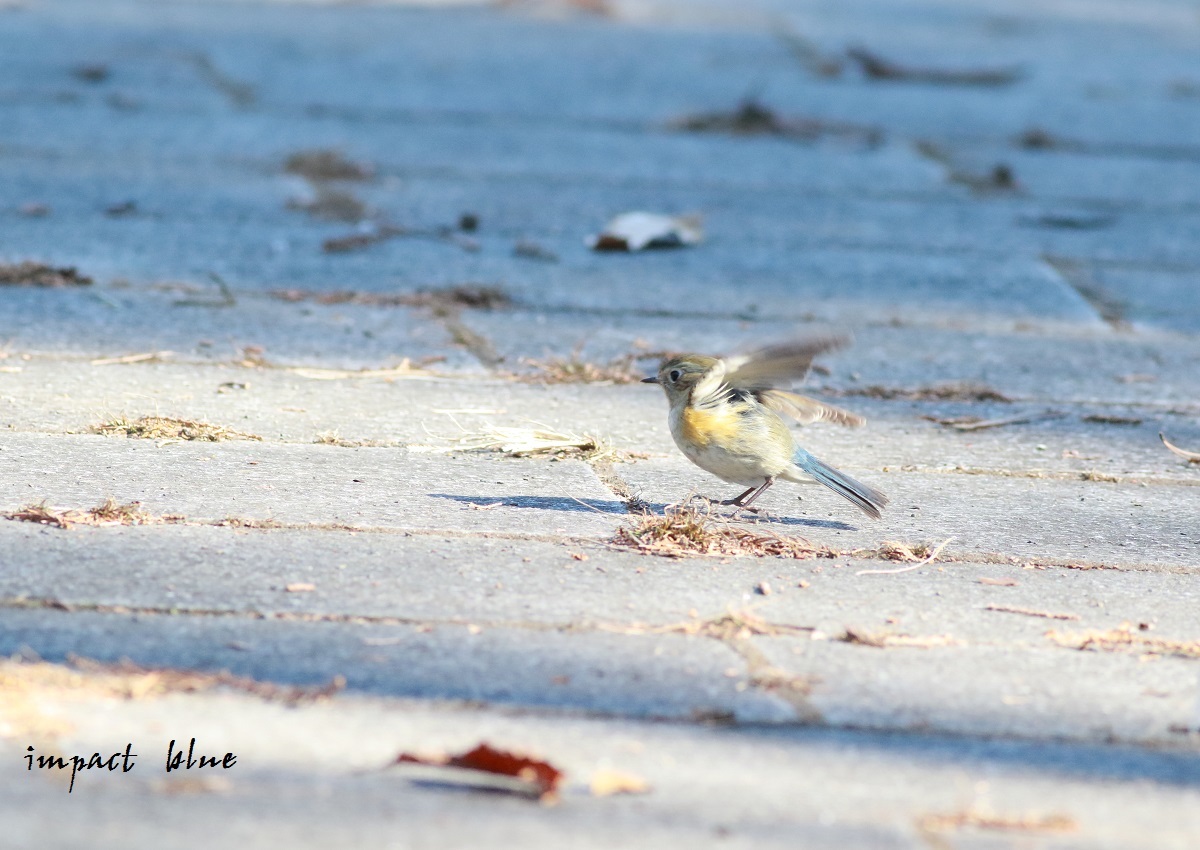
[8,608,1197,751]
[0,595,1077,652]
[0,516,602,545]
[584,458,646,513]
[0,595,596,632]
[429,307,504,370]
[880,466,1200,488]
[11,110,1200,209]
[5,509,1195,574]
[1043,254,1130,329]
[6,430,1200,490]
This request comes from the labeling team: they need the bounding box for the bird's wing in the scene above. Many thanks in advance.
[755,389,865,427]
[722,336,850,390]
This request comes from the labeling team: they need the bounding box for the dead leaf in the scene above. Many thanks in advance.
[589,768,650,797]
[394,743,563,801]
[587,212,702,252]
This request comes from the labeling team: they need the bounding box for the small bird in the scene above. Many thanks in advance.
[642,336,888,519]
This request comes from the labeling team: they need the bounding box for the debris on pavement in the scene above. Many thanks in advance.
[984,603,1080,621]
[670,98,882,146]
[0,261,93,287]
[836,382,1011,402]
[5,498,181,529]
[411,424,618,461]
[847,47,1021,86]
[589,769,651,797]
[917,806,1078,837]
[1047,623,1200,660]
[923,411,1064,431]
[284,149,375,181]
[393,743,563,802]
[840,628,962,649]
[612,504,835,559]
[1160,432,1200,464]
[95,415,262,442]
[587,212,703,252]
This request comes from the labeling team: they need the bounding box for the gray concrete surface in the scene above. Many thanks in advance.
[1,0,1198,847]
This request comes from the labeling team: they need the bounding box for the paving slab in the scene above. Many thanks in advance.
[0,433,621,536]
[2,687,1199,850]
[2,347,1198,489]
[0,288,471,370]
[617,457,1200,570]
[0,606,798,722]
[4,523,1200,637]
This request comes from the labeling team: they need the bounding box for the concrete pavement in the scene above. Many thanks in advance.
[1,0,1198,846]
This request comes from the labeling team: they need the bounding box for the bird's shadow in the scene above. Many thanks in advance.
[429,494,857,531]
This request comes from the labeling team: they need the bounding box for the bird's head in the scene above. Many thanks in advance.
[642,354,724,406]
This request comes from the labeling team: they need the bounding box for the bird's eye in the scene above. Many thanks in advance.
[668,369,681,383]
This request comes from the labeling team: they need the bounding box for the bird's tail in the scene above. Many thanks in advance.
[791,448,889,520]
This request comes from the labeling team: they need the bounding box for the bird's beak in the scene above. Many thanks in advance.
[641,376,659,384]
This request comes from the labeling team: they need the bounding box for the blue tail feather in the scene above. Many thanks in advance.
[792,448,888,520]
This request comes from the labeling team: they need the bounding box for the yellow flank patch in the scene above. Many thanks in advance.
[681,405,741,449]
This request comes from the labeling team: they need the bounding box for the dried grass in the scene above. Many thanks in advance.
[4,655,342,710]
[521,355,644,385]
[411,424,638,463]
[836,382,1011,403]
[518,345,675,385]
[5,499,182,530]
[840,628,962,649]
[1046,623,1200,660]
[609,608,812,641]
[612,504,835,559]
[918,807,1077,836]
[215,517,285,530]
[95,416,261,442]
[0,656,344,741]
[984,604,1080,621]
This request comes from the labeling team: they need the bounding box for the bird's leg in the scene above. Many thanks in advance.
[719,486,758,507]
[735,477,775,511]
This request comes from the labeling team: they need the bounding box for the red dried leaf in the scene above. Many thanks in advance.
[395,742,563,800]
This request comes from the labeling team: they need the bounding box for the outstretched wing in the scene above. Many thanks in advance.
[722,336,862,427]
[755,389,864,427]
[722,336,850,390]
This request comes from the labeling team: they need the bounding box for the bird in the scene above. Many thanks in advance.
[642,336,888,519]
